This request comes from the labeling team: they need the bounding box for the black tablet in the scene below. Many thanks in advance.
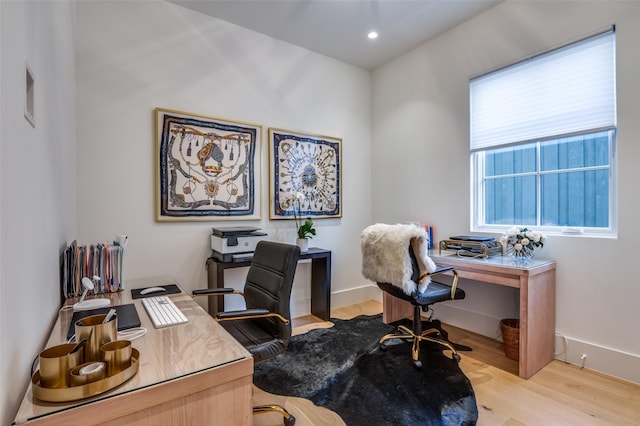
[67,303,141,340]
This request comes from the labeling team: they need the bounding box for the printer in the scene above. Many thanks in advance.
[210,226,269,262]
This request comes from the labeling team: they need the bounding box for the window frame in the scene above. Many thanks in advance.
[471,130,618,238]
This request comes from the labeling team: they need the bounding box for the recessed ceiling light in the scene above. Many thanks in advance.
[368,31,378,40]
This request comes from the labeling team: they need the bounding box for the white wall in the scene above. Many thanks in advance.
[372,0,640,383]
[5,2,638,423]
[75,1,375,317]
[0,1,76,424]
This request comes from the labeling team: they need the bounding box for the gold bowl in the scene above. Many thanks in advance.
[69,361,107,386]
[32,348,139,402]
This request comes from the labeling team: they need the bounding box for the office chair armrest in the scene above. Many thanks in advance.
[216,309,290,325]
[192,288,243,297]
[217,308,269,319]
[447,269,459,299]
[418,265,454,283]
[427,265,459,299]
[432,265,454,274]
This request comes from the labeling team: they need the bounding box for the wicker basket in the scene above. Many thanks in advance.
[500,318,520,361]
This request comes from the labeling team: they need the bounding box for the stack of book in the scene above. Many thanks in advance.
[423,225,434,249]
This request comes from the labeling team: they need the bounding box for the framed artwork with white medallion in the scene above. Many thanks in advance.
[269,128,342,220]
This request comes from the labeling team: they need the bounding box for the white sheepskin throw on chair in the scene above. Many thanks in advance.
[360,223,437,295]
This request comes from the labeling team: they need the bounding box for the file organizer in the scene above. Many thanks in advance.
[62,240,125,298]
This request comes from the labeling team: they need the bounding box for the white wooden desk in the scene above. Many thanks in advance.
[13,276,253,425]
[383,254,556,379]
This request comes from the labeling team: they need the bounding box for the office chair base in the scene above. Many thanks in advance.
[379,324,460,369]
[254,404,296,425]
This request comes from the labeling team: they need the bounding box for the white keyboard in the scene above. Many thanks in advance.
[141,296,188,328]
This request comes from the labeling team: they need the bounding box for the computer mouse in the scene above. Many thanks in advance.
[140,286,167,295]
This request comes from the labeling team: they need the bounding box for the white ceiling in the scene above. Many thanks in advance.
[168,0,503,70]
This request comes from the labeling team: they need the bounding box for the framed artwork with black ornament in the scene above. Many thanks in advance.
[155,108,262,221]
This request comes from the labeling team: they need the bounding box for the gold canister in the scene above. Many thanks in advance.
[100,340,132,376]
[75,314,117,363]
[69,361,107,386]
[39,343,84,388]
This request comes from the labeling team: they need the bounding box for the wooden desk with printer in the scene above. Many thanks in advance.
[208,226,332,320]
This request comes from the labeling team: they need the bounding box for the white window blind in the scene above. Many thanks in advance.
[470,29,615,151]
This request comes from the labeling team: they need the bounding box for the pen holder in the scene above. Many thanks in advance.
[39,343,84,388]
[75,314,117,363]
[100,340,132,376]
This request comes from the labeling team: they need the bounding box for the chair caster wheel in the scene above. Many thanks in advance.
[412,360,422,369]
[284,415,296,425]
[453,353,461,363]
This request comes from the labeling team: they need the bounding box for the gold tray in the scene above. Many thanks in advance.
[32,349,139,402]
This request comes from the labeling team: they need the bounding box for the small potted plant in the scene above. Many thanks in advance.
[296,217,316,252]
[281,191,316,252]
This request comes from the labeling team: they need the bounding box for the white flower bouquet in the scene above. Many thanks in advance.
[500,226,546,260]
[280,191,316,239]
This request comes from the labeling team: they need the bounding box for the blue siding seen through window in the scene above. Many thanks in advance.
[483,131,611,228]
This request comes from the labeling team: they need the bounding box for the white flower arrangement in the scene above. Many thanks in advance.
[281,191,305,211]
[500,226,546,258]
[280,191,316,239]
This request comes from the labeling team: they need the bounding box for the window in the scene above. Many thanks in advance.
[470,28,616,236]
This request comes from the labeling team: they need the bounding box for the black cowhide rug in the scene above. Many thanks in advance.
[253,314,478,425]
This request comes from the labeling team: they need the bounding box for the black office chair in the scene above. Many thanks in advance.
[361,224,467,369]
[193,240,301,426]
[376,246,466,368]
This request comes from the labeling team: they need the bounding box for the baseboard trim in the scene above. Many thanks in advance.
[434,304,640,385]
[331,285,382,309]
[291,285,382,318]
[555,335,640,385]
[430,303,504,340]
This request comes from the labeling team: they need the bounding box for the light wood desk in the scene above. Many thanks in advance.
[13,276,253,426]
[383,254,556,379]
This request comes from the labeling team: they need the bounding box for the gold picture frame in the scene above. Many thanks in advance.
[155,108,262,221]
[269,128,342,220]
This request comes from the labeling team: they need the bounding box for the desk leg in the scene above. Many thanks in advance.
[206,260,225,315]
[519,269,556,379]
[310,255,331,321]
[382,292,413,324]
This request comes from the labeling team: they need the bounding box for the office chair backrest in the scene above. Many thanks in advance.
[409,244,421,284]
[244,241,300,344]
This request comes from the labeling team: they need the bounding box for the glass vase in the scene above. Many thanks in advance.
[505,243,533,263]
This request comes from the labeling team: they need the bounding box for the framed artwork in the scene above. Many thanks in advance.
[269,128,342,219]
[155,108,262,221]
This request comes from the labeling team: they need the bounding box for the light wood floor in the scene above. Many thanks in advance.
[254,300,640,426]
